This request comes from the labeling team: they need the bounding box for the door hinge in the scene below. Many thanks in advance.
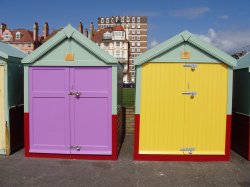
[180,147,195,154]
[68,145,81,151]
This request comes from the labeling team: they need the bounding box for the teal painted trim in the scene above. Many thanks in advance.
[22,25,118,65]
[227,68,233,115]
[22,31,67,64]
[31,60,116,66]
[135,66,141,114]
[0,41,26,59]
[0,149,5,155]
[150,59,220,63]
[135,30,237,68]
[24,66,29,112]
[235,52,250,70]
[112,66,117,114]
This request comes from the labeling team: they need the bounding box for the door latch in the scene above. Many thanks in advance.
[68,145,81,151]
[182,91,197,97]
[183,64,197,70]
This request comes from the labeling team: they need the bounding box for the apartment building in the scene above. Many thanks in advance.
[97,16,147,82]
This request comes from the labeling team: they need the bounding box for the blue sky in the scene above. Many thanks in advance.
[2,0,250,54]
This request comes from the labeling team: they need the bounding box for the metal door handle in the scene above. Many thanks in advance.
[68,91,81,97]
[182,91,197,96]
[75,92,81,97]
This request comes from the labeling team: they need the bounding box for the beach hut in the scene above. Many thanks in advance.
[134,30,237,161]
[22,25,124,160]
[231,53,250,160]
[0,41,26,155]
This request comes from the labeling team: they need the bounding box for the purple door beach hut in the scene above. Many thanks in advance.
[22,25,124,160]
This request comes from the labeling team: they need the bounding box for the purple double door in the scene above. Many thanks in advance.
[29,67,112,155]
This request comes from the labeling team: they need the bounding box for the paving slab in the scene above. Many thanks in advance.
[0,135,250,187]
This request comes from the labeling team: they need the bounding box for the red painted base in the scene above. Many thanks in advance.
[231,112,250,160]
[24,113,118,160]
[134,114,232,161]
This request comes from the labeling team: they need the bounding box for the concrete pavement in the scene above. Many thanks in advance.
[0,135,250,187]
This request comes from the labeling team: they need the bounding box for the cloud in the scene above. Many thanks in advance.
[197,29,250,54]
[150,39,159,48]
[219,15,229,20]
[169,7,210,19]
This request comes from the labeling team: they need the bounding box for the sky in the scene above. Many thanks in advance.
[1,0,250,54]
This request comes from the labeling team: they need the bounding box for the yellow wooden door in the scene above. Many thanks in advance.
[139,63,185,154]
[183,63,228,155]
[0,66,5,151]
[139,62,228,155]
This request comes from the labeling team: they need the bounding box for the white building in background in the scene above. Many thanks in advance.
[92,21,129,82]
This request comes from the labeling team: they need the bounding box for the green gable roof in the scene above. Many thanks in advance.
[22,24,118,64]
[235,52,250,70]
[0,41,27,59]
[135,30,237,67]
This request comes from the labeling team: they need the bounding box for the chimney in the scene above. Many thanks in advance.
[0,23,7,36]
[43,22,49,39]
[84,28,88,38]
[78,21,83,34]
[89,22,94,40]
[33,22,39,42]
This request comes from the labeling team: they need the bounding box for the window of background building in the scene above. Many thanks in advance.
[106,18,109,23]
[137,42,140,46]
[132,36,135,40]
[131,72,135,76]
[132,17,135,22]
[16,32,21,40]
[132,42,135,46]
[101,18,104,23]
[127,17,130,22]
[131,66,135,71]
[137,24,140,29]
[137,36,140,41]
[137,17,141,22]
[121,17,124,22]
[131,59,134,65]
[132,48,135,52]
[132,23,135,28]
[137,48,140,52]
[116,41,120,47]
[28,43,31,47]
[137,30,140,34]
[116,17,119,22]
[132,30,135,34]
[116,50,120,57]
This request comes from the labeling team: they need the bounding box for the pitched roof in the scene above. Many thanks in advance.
[135,30,237,67]
[236,52,250,70]
[0,41,27,59]
[22,24,118,64]
[10,29,34,43]
[92,28,111,43]
[113,25,124,31]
